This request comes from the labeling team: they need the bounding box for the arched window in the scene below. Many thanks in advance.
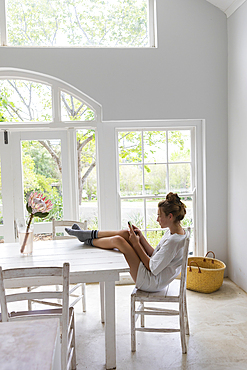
[0,69,101,242]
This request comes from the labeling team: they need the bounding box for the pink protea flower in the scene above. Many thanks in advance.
[28,192,53,214]
[20,191,53,253]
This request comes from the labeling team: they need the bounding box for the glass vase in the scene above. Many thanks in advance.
[17,218,34,255]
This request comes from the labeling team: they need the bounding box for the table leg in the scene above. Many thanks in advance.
[100,281,105,323]
[104,280,116,369]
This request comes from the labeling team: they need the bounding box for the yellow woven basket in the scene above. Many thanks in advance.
[186,251,226,293]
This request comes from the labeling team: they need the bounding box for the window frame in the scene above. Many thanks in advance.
[95,119,206,256]
[0,70,102,128]
[0,70,101,241]
[116,127,196,253]
[0,70,206,255]
[0,0,157,48]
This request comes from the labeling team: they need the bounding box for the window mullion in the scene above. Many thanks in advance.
[52,83,61,122]
[166,130,169,191]
[148,0,157,48]
[141,131,147,232]
[0,0,7,46]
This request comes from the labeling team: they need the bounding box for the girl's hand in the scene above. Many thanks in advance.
[128,224,140,246]
[132,224,143,238]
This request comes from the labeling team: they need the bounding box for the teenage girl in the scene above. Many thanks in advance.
[65,192,187,292]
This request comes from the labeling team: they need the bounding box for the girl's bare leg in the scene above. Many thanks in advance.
[93,235,140,281]
[97,230,130,241]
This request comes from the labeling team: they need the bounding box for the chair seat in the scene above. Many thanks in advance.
[132,279,180,300]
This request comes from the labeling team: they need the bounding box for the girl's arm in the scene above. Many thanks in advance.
[132,225,154,257]
[128,227,151,270]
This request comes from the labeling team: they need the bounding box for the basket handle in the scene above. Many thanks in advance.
[188,261,201,273]
[204,251,215,263]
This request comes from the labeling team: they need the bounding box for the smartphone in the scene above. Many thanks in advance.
[128,221,137,234]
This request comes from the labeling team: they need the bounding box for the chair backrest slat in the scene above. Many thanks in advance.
[3,266,63,280]
[179,227,191,297]
[6,291,63,303]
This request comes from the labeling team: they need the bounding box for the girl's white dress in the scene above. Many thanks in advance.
[135,229,187,292]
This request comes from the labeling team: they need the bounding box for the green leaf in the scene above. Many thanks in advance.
[34,212,49,218]
[26,203,32,214]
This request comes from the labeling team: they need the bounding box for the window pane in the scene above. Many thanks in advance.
[144,164,167,195]
[61,92,95,121]
[118,132,142,163]
[22,140,63,222]
[121,199,144,230]
[77,129,98,229]
[180,196,194,255]
[0,80,52,122]
[7,0,149,47]
[146,198,159,229]
[169,163,191,193]
[119,165,143,196]
[168,130,191,162]
[143,131,167,163]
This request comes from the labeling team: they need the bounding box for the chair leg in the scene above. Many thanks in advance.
[71,308,77,370]
[131,295,136,352]
[184,297,190,336]
[81,283,86,312]
[100,282,105,323]
[140,301,145,327]
[179,301,187,354]
[27,287,32,311]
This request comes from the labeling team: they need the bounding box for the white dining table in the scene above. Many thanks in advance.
[0,239,130,370]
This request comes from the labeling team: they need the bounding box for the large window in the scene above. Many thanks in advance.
[118,129,195,253]
[0,73,100,242]
[0,0,156,47]
[0,70,205,254]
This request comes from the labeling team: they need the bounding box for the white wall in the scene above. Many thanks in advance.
[228,1,247,291]
[0,0,228,262]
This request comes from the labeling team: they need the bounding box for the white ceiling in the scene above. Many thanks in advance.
[206,0,246,17]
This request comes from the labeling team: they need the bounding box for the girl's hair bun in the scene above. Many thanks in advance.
[166,192,181,204]
[159,192,186,222]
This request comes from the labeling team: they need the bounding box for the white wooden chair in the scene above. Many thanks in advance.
[0,263,76,370]
[131,227,191,354]
[52,219,87,312]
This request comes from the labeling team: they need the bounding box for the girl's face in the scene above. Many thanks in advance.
[157,207,171,228]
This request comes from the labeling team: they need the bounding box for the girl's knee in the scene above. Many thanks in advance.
[111,235,125,244]
[120,229,129,240]
[110,235,129,250]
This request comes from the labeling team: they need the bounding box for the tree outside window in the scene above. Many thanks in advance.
[5,0,149,47]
